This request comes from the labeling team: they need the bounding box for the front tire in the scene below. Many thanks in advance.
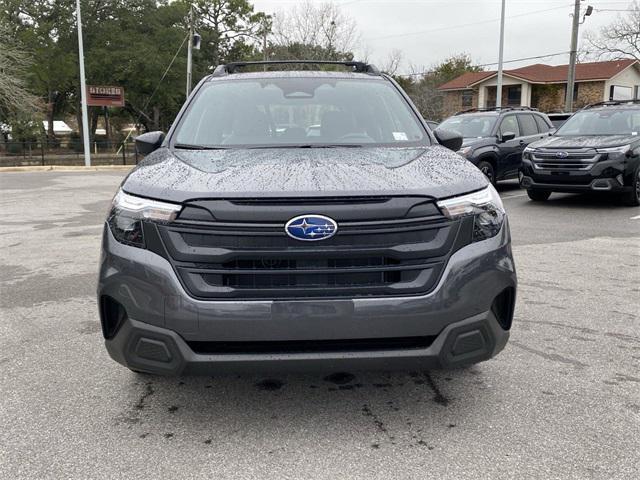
[477,160,496,186]
[622,168,640,206]
[527,189,551,201]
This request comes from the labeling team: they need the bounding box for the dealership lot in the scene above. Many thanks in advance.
[0,171,638,479]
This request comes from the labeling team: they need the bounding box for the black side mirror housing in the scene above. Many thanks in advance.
[499,131,516,142]
[135,131,165,155]
[434,128,463,152]
[548,128,557,136]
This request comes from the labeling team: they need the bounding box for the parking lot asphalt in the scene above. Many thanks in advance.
[1,171,638,480]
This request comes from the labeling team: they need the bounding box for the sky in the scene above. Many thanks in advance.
[251,0,635,74]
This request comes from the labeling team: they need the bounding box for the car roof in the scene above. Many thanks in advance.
[205,60,383,82]
[583,100,640,110]
[206,70,383,82]
[453,107,544,117]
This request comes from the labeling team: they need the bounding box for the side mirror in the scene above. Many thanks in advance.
[499,131,516,142]
[548,128,557,136]
[434,128,463,152]
[135,131,165,155]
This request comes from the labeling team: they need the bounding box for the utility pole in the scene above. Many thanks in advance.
[76,0,90,167]
[186,4,194,97]
[261,15,272,71]
[565,0,582,112]
[566,2,593,111]
[496,0,506,108]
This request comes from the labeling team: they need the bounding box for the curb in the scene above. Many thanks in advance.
[0,165,134,173]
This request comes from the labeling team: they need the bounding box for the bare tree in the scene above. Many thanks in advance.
[271,0,360,60]
[381,49,403,75]
[584,1,640,60]
[0,22,41,122]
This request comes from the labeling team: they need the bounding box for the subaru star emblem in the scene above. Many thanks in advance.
[555,151,569,159]
[285,215,338,241]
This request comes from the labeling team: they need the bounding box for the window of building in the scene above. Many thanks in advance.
[461,90,474,107]
[506,86,521,105]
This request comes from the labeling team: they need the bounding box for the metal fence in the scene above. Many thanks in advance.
[0,140,139,167]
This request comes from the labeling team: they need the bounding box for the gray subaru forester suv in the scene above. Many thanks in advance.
[99,61,516,375]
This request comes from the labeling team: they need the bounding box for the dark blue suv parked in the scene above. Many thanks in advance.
[439,107,554,185]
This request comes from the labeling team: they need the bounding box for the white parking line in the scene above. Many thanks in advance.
[501,193,528,199]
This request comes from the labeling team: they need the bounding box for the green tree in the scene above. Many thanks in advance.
[397,54,482,121]
[0,0,269,140]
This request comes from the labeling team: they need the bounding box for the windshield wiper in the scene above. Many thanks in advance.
[173,143,229,150]
[247,144,363,149]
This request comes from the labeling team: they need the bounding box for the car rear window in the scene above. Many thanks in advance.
[534,115,551,132]
[173,77,428,147]
[518,114,538,136]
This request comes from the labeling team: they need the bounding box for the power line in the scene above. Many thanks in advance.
[400,51,571,77]
[367,3,575,41]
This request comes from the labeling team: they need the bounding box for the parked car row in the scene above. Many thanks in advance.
[435,102,640,206]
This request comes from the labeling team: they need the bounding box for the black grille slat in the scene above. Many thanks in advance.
[153,196,467,299]
[187,335,437,355]
[532,149,600,171]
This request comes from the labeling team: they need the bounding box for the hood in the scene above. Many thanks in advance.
[121,146,488,203]
[461,137,487,148]
[529,134,637,149]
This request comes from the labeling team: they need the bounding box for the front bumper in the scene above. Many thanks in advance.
[98,221,516,375]
[106,311,509,375]
[520,156,637,193]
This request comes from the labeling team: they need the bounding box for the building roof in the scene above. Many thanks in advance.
[438,59,637,90]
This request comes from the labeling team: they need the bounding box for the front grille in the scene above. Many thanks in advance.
[531,149,600,171]
[149,196,470,299]
[187,335,437,355]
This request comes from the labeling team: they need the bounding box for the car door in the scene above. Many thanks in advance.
[496,114,521,178]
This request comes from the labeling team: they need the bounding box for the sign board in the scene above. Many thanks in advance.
[86,85,125,107]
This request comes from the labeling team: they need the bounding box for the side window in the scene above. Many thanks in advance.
[534,114,551,133]
[518,114,538,136]
[499,115,520,137]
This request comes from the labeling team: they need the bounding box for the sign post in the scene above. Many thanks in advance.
[76,0,91,167]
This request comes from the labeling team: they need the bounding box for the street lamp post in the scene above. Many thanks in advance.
[496,0,506,108]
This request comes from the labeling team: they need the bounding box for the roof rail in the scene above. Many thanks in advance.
[454,106,538,115]
[211,60,380,76]
[583,99,640,109]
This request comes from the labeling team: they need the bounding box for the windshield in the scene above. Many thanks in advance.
[173,77,428,148]
[556,108,640,136]
[439,114,497,138]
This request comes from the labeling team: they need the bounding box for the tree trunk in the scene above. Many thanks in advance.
[153,106,160,131]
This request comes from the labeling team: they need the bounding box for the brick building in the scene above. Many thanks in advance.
[438,59,640,117]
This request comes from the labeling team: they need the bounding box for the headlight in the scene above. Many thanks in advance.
[457,146,472,157]
[437,185,505,242]
[107,190,181,247]
[523,146,536,160]
[595,145,630,154]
